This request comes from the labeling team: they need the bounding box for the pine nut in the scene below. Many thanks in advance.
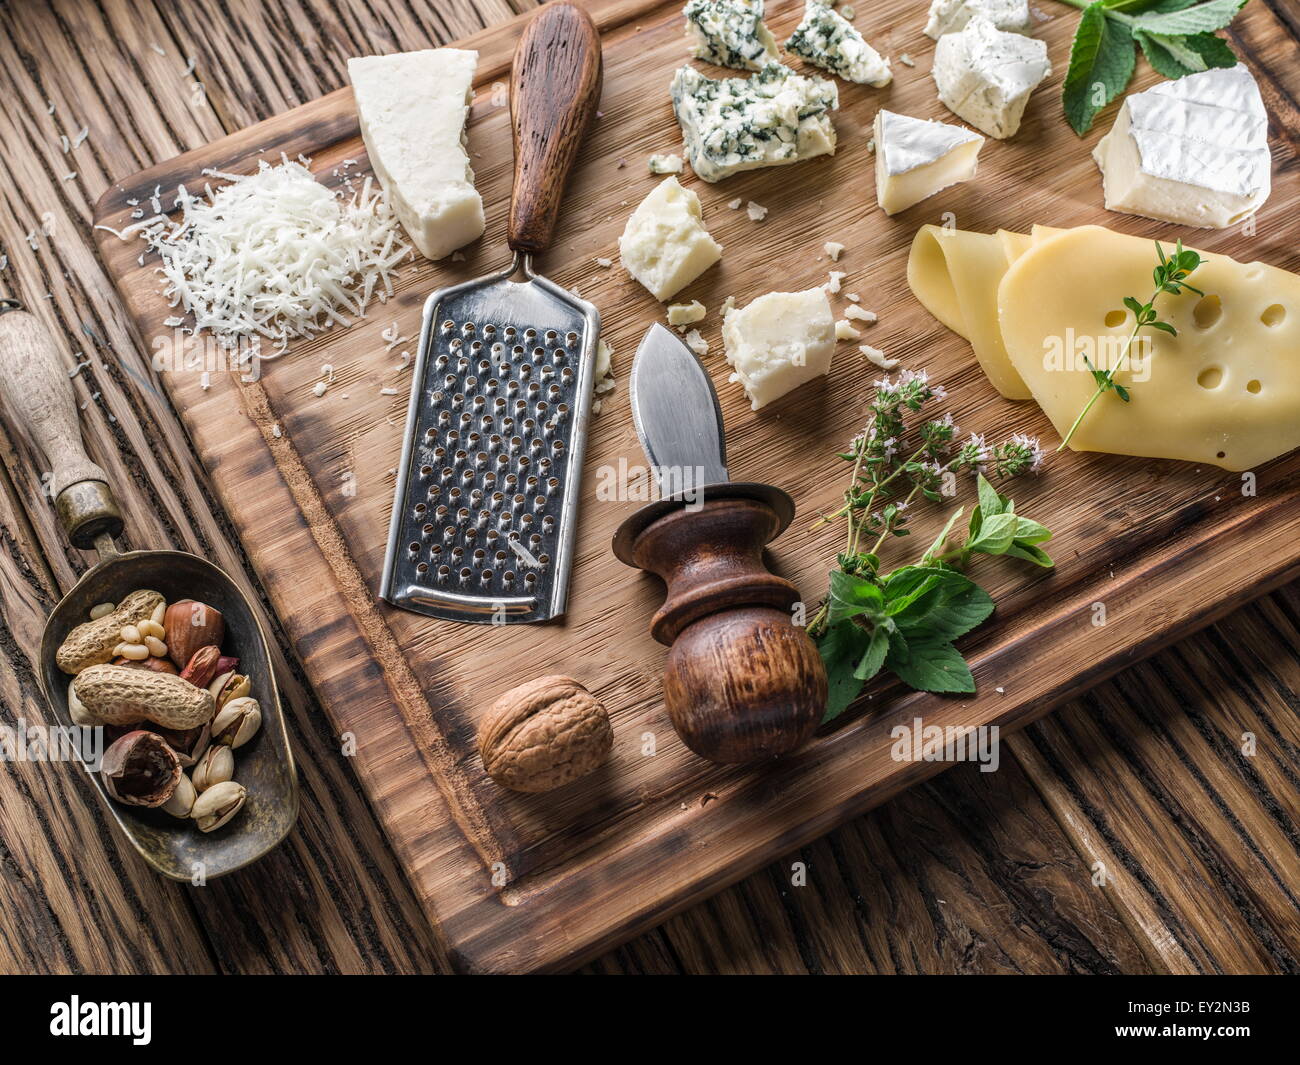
[89,602,116,621]
[139,620,165,640]
[120,624,142,645]
[150,602,167,627]
[118,643,150,661]
[144,636,168,658]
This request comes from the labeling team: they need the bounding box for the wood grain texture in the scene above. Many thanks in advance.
[87,0,1300,971]
[0,0,1295,976]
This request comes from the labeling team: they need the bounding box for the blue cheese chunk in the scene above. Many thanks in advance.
[932,15,1050,139]
[683,0,779,71]
[671,62,838,183]
[785,1,891,87]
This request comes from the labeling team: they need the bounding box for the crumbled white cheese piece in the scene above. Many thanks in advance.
[827,270,846,293]
[845,292,861,302]
[684,328,709,356]
[867,137,876,153]
[62,172,77,182]
[312,380,328,397]
[592,338,616,413]
[594,256,613,268]
[728,198,744,209]
[72,126,89,149]
[860,343,898,369]
[667,299,707,327]
[150,42,166,56]
[380,386,399,395]
[845,305,877,323]
[840,4,856,17]
[272,423,282,438]
[835,319,862,341]
[381,322,407,350]
[648,152,684,174]
[720,295,736,313]
[899,52,915,67]
[746,201,768,221]
[824,241,845,261]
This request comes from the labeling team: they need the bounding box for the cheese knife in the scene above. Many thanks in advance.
[612,324,827,764]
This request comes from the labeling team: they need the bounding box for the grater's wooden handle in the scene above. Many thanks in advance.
[0,305,123,548]
[626,497,826,765]
[508,2,603,257]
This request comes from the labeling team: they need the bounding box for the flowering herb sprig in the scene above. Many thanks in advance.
[809,371,1054,720]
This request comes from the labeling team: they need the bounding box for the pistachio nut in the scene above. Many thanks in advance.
[191,780,246,833]
[162,773,197,818]
[211,696,261,748]
[191,743,235,792]
[152,722,210,768]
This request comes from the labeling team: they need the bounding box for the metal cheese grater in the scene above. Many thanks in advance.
[381,2,603,624]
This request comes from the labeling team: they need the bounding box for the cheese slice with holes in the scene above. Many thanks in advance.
[997,226,1300,470]
[348,49,484,261]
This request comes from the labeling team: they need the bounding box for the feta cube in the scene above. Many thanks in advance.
[619,177,723,301]
[722,288,835,409]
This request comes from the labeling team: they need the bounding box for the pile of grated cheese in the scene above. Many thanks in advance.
[104,157,410,356]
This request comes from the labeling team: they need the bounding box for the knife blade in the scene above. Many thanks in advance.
[629,323,729,494]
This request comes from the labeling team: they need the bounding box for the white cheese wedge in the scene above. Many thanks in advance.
[874,109,984,215]
[683,0,779,71]
[619,177,723,301]
[924,0,1032,39]
[932,15,1050,139]
[1092,65,1271,230]
[722,288,835,409]
[348,49,484,261]
[671,63,838,182]
[785,1,892,88]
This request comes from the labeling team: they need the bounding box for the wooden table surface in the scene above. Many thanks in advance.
[0,0,1296,975]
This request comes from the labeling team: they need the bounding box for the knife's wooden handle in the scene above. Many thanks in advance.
[628,497,826,764]
[508,2,603,256]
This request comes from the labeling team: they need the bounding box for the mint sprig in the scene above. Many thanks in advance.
[809,375,1054,722]
[1058,0,1249,135]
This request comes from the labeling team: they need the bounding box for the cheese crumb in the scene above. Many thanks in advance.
[824,241,845,261]
[594,256,613,268]
[727,198,743,209]
[845,292,861,303]
[860,344,898,370]
[845,305,877,323]
[667,300,707,327]
[899,53,915,67]
[720,295,736,314]
[835,320,862,341]
[684,328,709,356]
[826,270,846,294]
[648,153,684,174]
[746,201,768,222]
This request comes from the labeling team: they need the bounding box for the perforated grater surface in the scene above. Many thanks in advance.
[380,1,603,624]
[380,259,599,623]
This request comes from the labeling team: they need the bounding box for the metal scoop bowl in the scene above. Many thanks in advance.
[0,301,298,881]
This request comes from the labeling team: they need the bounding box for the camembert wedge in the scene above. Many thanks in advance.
[347,49,484,261]
[874,110,984,216]
[1092,65,1271,230]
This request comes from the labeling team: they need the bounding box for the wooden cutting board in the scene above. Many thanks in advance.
[92,0,1300,972]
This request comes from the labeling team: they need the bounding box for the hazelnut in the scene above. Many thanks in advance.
[163,600,224,669]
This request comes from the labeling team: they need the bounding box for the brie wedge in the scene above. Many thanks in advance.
[786,1,892,87]
[1092,64,1271,229]
[348,49,484,261]
[924,0,1032,39]
[723,288,836,409]
[619,177,723,301]
[874,109,984,215]
[932,15,1050,139]
[671,63,838,182]
[683,0,780,71]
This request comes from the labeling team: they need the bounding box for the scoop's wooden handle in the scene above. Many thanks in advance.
[0,306,122,547]
[628,497,826,764]
[508,2,603,256]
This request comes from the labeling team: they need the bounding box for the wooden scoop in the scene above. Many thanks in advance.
[0,300,297,880]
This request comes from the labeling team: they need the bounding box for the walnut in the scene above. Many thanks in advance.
[478,676,612,793]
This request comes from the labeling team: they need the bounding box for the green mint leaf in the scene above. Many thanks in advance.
[976,473,1005,518]
[1063,1,1136,135]
[1135,29,1201,76]
[817,621,870,722]
[884,571,947,617]
[885,636,976,695]
[1131,0,1248,35]
[853,625,891,681]
[896,576,995,643]
[827,570,885,627]
[967,512,1020,556]
[923,506,965,561]
[1004,541,1056,568]
[1011,516,1053,545]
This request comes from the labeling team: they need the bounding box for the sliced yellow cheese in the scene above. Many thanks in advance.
[998,225,1300,471]
[907,224,1033,400]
